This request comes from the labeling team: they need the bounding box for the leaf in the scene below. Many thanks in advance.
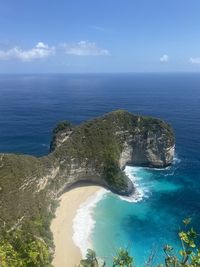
[183,218,191,226]
[179,250,187,256]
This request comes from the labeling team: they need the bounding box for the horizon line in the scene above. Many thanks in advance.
[0,71,200,75]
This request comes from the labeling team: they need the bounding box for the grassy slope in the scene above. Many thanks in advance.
[0,110,174,266]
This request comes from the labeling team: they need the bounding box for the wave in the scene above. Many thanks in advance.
[142,156,181,172]
[119,154,182,203]
[143,166,171,171]
[119,166,150,203]
[72,155,182,254]
[173,155,181,164]
[164,171,175,177]
[163,154,181,176]
[72,188,108,257]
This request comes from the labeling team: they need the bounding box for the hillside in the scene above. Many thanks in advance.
[0,110,175,266]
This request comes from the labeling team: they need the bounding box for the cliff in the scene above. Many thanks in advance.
[0,110,175,265]
[48,110,174,196]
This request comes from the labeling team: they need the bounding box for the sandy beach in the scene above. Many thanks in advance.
[50,185,101,267]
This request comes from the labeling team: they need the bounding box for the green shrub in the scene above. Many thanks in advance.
[0,230,52,267]
[53,121,72,134]
[79,219,200,267]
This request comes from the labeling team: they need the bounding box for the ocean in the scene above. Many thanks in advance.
[0,73,199,266]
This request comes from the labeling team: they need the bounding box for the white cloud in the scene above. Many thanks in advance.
[61,41,110,56]
[160,54,169,63]
[0,41,110,61]
[0,42,55,61]
[36,42,49,49]
[189,57,200,64]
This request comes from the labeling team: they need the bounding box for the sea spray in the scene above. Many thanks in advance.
[119,166,150,203]
[91,161,182,266]
[72,188,108,257]
[173,155,181,165]
[72,160,181,257]
[119,159,181,203]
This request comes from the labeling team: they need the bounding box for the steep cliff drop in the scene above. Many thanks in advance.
[0,110,175,264]
[49,110,175,196]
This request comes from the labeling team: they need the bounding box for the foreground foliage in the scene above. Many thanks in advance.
[0,230,52,267]
[0,110,175,266]
[79,219,200,267]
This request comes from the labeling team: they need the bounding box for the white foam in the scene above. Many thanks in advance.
[143,166,170,171]
[72,188,108,257]
[164,171,175,176]
[173,155,181,164]
[139,155,181,173]
[163,155,181,176]
[119,166,149,203]
[119,155,182,203]
[72,158,182,254]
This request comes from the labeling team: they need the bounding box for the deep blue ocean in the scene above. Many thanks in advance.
[0,73,199,266]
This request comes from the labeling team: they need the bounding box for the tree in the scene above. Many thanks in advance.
[160,218,200,267]
[78,219,200,267]
[113,248,133,267]
[79,249,105,267]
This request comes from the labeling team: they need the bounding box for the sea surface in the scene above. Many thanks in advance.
[0,73,199,266]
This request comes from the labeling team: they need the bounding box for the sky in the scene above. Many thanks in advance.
[0,0,200,73]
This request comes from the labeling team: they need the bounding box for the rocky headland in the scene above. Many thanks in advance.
[0,110,175,265]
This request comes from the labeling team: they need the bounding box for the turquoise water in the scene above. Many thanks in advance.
[92,161,190,266]
[0,73,199,266]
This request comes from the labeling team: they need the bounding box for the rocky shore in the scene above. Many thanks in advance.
[0,109,175,265]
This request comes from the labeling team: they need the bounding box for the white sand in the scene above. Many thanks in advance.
[50,185,101,267]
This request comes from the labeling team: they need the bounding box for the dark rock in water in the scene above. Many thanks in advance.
[49,110,175,196]
[0,109,175,255]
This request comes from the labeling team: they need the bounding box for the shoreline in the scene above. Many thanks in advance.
[50,185,102,267]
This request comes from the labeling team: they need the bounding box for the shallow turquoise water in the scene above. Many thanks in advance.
[0,73,199,266]
[92,161,192,266]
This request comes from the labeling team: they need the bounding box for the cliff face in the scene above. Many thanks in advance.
[0,110,175,261]
[46,110,174,197]
[50,121,74,152]
[119,118,175,169]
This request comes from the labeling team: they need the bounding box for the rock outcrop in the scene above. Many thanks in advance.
[50,121,74,152]
[0,110,175,260]
[48,110,174,197]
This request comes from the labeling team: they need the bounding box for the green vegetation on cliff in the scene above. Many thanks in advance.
[0,110,175,266]
[52,121,72,134]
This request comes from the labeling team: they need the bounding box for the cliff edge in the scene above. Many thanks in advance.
[49,110,174,197]
[0,110,175,264]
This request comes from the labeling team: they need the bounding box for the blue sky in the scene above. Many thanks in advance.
[1,0,200,73]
